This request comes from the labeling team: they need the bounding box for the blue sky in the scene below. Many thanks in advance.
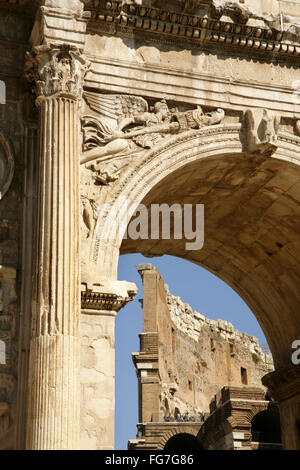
[115,253,269,450]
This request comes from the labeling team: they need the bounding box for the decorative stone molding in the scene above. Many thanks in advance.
[81,279,137,312]
[25,44,90,102]
[85,1,300,61]
[80,98,226,280]
[157,424,200,450]
[100,124,241,212]
[242,405,276,427]
[84,55,300,119]
[29,4,91,49]
[0,130,14,201]
[262,364,300,403]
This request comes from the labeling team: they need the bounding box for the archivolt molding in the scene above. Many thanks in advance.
[80,122,242,278]
[96,124,242,244]
[86,124,242,276]
[109,124,241,205]
[83,121,300,280]
[242,405,273,427]
[103,125,300,219]
[157,425,199,450]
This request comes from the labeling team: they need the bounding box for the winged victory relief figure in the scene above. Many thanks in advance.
[81,91,225,171]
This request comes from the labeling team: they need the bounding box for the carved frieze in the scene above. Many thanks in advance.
[25,44,90,102]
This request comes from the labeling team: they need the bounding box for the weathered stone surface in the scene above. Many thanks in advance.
[131,266,273,430]
[0,0,299,451]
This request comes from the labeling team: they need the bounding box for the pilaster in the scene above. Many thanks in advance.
[80,280,137,450]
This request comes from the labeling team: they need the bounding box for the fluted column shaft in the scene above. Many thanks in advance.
[25,45,88,450]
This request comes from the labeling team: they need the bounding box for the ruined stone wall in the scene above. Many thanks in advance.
[134,264,274,424]
[162,283,274,416]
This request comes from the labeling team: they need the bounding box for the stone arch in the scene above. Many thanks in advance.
[95,124,300,369]
[197,417,233,450]
[157,425,200,450]
[251,408,281,444]
[242,405,271,427]
[96,124,244,277]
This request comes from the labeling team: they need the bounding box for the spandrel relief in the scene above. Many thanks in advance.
[244,108,280,156]
[81,91,225,174]
[80,90,225,272]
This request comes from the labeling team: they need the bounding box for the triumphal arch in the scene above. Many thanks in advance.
[0,0,300,450]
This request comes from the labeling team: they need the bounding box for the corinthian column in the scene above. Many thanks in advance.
[25,45,89,450]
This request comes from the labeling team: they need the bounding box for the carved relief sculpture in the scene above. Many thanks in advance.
[244,108,280,156]
[25,44,89,102]
[79,91,225,292]
[81,91,225,172]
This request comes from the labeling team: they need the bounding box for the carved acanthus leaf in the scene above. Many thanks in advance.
[25,44,90,101]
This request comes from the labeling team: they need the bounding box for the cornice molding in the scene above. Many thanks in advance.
[262,364,300,402]
[85,1,300,62]
[81,279,137,312]
[81,290,128,311]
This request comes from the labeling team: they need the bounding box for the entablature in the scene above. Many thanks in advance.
[84,54,300,119]
[84,1,300,63]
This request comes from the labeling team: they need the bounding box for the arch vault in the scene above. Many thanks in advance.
[81,124,300,450]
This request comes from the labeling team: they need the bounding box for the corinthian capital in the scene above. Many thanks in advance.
[25,44,90,102]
